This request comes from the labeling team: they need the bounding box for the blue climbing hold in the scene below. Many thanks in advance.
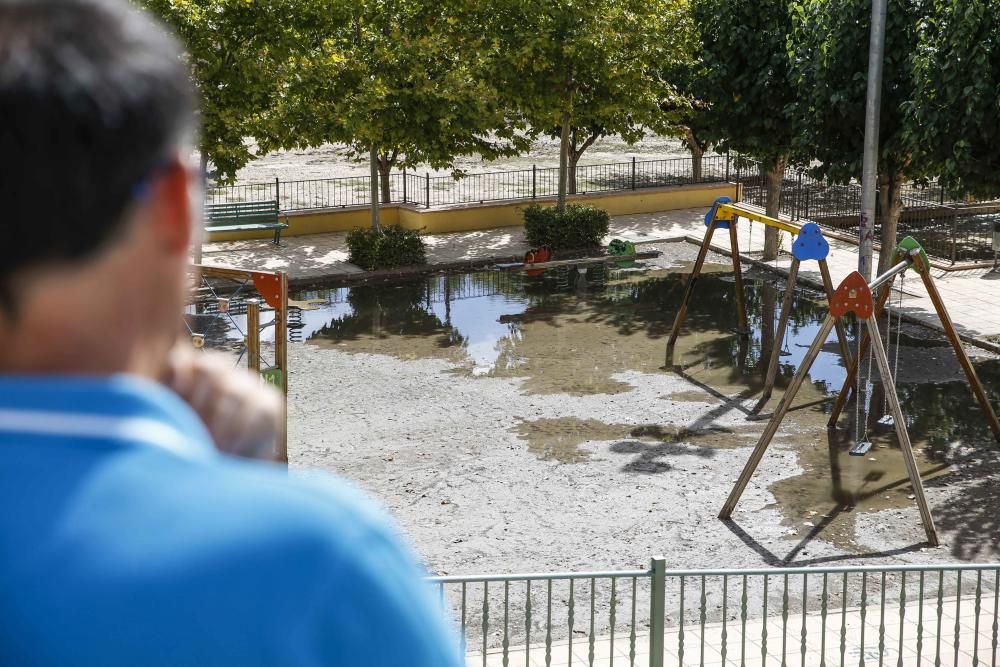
[704,196,734,229]
[792,222,830,261]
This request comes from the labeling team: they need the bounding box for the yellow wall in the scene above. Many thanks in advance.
[205,181,738,242]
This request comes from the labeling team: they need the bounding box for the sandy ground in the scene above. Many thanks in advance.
[280,242,1000,641]
[231,134,710,185]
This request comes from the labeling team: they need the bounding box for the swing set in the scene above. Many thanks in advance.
[719,237,1000,546]
[665,197,853,403]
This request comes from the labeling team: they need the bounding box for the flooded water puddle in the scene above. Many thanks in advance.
[288,252,1000,551]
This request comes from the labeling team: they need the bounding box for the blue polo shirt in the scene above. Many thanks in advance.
[0,375,463,667]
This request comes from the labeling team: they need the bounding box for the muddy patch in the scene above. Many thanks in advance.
[510,417,762,464]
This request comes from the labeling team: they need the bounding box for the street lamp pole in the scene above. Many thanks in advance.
[859,0,888,280]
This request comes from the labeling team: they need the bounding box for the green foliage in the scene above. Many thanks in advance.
[906,0,1000,198]
[689,0,797,168]
[522,204,610,250]
[346,225,427,271]
[140,0,338,181]
[479,0,694,204]
[787,0,924,184]
[261,0,526,186]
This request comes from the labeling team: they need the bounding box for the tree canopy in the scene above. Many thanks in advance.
[689,0,799,258]
[261,0,527,204]
[481,0,693,207]
[141,0,335,181]
[907,0,1000,198]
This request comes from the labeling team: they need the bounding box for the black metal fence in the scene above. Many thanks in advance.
[205,156,730,212]
[734,158,1000,263]
[207,153,998,263]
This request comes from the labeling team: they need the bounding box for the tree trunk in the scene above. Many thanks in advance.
[557,111,571,211]
[369,145,380,230]
[762,157,786,261]
[568,130,599,196]
[377,159,392,204]
[877,170,905,274]
[685,128,704,182]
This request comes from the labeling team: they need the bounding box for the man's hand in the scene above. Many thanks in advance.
[162,344,283,460]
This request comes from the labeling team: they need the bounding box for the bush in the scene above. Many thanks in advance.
[346,225,427,271]
[522,204,610,250]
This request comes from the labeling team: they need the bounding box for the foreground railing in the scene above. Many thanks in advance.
[429,560,1000,666]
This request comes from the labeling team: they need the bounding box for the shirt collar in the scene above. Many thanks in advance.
[0,374,215,461]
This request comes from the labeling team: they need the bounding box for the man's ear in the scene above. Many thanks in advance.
[150,159,195,256]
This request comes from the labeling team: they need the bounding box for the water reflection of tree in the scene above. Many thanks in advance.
[310,280,467,350]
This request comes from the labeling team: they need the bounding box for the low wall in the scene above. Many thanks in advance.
[205,181,739,242]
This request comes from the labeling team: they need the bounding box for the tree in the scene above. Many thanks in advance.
[688,0,800,260]
[482,0,692,210]
[140,0,333,182]
[788,0,928,272]
[906,0,1000,199]
[262,0,527,222]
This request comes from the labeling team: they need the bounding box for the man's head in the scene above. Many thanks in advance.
[0,0,199,376]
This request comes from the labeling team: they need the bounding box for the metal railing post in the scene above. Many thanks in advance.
[426,172,431,209]
[795,170,803,220]
[274,177,280,208]
[402,168,407,204]
[532,165,537,200]
[649,557,666,667]
[631,157,637,191]
[951,216,959,264]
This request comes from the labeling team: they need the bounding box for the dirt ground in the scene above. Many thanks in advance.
[284,243,1000,580]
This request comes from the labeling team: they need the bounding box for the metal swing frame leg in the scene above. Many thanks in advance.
[911,252,1000,442]
[759,258,800,404]
[863,315,939,546]
[665,222,718,366]
[720,313,837,518]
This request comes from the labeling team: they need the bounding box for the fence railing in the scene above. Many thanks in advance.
[430,560,1000,667]
[205,156,730,213]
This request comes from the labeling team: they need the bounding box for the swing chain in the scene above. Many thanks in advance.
[881,272,905,421]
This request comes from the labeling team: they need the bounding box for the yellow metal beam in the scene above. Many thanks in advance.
[716,203,800,235]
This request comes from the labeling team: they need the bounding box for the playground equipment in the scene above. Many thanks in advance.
[187,265,290,462]
[666,197,854,403]
[495,243,661,273]
[719,238,1000,546]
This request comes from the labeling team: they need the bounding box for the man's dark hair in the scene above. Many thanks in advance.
[0,0,196,313]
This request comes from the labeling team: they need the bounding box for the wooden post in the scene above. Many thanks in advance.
[760,258,800,402]
[721,314,838,518]
[865,315,939,545]
[665,222,718,365]
[911,251,1000,441]
[728,220,750,336]
[275,272,289,464]
[818,259,854,368]
[246,298,261,374]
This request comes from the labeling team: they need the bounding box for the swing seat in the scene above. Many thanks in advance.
[849,440,873,457]
[876,414,895,427]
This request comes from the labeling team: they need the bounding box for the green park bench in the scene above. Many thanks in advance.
[204,200,289,245]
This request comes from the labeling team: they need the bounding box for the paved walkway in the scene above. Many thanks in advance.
[200,207,1000,345]
[468,593,997,667]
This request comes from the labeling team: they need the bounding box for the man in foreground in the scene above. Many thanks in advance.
[0,0,462,664]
